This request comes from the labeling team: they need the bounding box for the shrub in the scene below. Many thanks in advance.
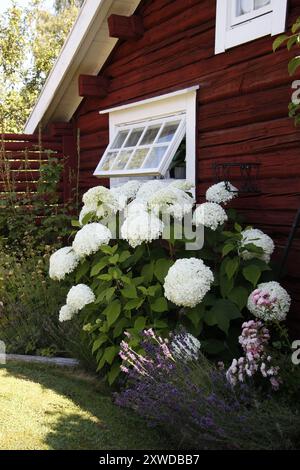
[50,179,285,383]
[0,243,95,367]
[0,155,72,252]
[116,329,300,450]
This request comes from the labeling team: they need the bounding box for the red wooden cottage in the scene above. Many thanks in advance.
[23,0,299,329]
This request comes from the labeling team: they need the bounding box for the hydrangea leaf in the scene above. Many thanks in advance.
[228,286,249,310]
[121,284,138,299]
[103,300,121,327]
[150,297,168,313]
[204,299,241,334]
[242,265,261,286]
[154,258,174,283]
[134,316,147,332]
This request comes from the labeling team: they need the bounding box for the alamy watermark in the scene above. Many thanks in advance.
[0,340,6,365]
[291,80,300,105]
[291,340,300,366]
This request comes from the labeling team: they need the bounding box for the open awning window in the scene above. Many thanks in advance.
[94,113,186,178]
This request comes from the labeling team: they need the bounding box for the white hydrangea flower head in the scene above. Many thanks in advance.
[79,205,96,226]
[240,228,274,263]
[206,181,238,204]
[121,212,164,248]
[169,180,194,192]
[148,186,194,220]
[247,281,291,322]
[66,284,95,313]
[193,202,228,231]
[135,180,166,202]
[72,223,112,257]
[82,186,120,219]
[164,258,214,308]
[49,246,80,281]
[109,187,127,211]
[124,200,148,218]
[111,180,142,203]
[171,332,201,361]
[59,304,74,322]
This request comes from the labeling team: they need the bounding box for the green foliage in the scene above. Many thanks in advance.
[0,0,80,132]
[0,154,72,251]
[273,17,300,126]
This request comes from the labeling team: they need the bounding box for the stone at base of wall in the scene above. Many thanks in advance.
[5,354,80,368]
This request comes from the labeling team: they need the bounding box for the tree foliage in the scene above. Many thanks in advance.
[0,0,81,132]
[273,17,300,126]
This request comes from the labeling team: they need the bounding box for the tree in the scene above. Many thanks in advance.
[0,0,80,133]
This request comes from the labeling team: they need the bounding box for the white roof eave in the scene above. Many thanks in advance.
[24,0,142,133]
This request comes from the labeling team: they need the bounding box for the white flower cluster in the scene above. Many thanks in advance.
[111,180,141,202]
[73,223,112,257]
[49,246,80,281]
[59,284,95,322]
[121,211,164,248]
[171,331,201,361]
[169,180,194,192]
[206,181,238,204]
[148,186,194,220]
[193,202,228,231]
[240,228,275,263]
[82,185,120,220]
[135,180,166,202]
[163,258,214,308]
[247,281,291,322]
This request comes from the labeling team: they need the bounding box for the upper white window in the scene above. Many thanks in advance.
[94,87,198,185]
[215,0,288,54]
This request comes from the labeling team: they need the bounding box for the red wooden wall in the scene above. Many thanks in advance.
[71,0,300,333]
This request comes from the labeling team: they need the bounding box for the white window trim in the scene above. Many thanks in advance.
[215,0,288,54]
[94,114,186,177]
[96,86,199,187]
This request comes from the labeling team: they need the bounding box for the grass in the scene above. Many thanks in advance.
[0,362,170,450]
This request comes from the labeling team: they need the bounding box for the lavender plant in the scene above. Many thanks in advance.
[116,329,300,450]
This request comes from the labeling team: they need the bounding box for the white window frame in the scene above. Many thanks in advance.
[215,0,288,54]
[95,86,198,187]
[94,114,186,177]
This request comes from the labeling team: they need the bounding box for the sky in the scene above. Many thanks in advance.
[0,0,54,14]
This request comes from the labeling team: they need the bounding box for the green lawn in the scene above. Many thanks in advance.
[0,362,169,450]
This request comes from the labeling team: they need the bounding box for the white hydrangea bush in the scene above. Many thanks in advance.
[48,177,292,382]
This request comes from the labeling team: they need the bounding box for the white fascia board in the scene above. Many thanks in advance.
[100,86,200,115]
[24,0,109,133]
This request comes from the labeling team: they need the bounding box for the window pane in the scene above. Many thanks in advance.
[236,0,253,16]
[111,130,129,149]
[113,150,133,170]
[127,149,149,169]
[101,151,118,171]
[124,128,144,147]
[140,125,161,145]
[157,121,180,143]
[254,0,270,10]
[143,146,168,169]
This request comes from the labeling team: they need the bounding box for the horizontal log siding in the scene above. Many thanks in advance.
[73,0,300,332]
